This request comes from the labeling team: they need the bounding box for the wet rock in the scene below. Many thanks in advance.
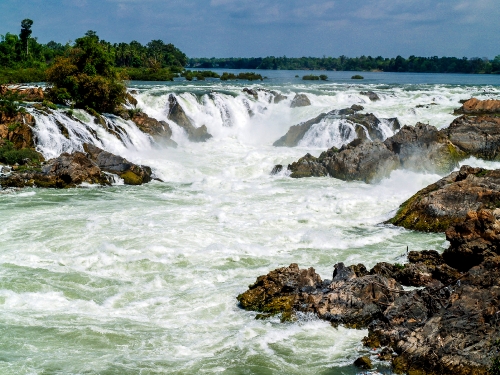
[319,139,400,183]
[388,165,500,232]
[270,164,283,175]
[332,262,356,281]
[126,92,138,107]
[454,97,500,115]
[130,112,177,147]
[168,94,212,142]
[290,94,311,108]
[354,356,372,369]
[350,104,364,112]
[83,143,152,185]
[0,85,44,101]
[243,88,258,99]
[287,153,328,178]
[443,209,500,271]
[0,152,109,189]
[273,112,327,147]
[360,91,380,101]
[441,115,500,160]
[272,91,287,104]
[384,123,463,174]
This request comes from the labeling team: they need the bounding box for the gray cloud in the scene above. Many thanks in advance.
[0,0,498,58]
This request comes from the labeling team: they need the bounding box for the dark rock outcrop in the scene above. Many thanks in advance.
[360,91,380,101]
[168,94,212,142]
[238,211,500,374]
[83,144,152,185]
[0,152,109,188]
[388,165,500,232]
[442,115,500,160]
[290,94,311,108]
[243,88,258,99]
[273,113,328,147]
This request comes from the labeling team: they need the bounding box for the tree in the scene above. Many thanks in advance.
[20,19,33,57]
[46,31,126,113]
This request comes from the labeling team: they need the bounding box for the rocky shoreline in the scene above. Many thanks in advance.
[237,204,500,374]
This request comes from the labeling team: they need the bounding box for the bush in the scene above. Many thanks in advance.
[0,141,40,165]
[220,72,263,81]
[46,31,126,113]
[0,91,25,116]
[351,75,364,79]
[319,74,328,80]
[303,74,319,80]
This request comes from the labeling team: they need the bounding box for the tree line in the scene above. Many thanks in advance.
[188,55,500,74]
[0,19,187,83]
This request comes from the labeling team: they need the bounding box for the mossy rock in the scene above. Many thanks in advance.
[119,170,143,185]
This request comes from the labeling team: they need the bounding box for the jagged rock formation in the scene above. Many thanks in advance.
[388,165,500,232]
[0,152,109,188]
[130,112,177,147]
[279,99,500,183]
[0,85,44,101]
[360,91,380,101]
[454,98,500,115]
[168,94,212,142]
[0,111,37,150]
[238,209,500,375]
[273,108,400,147]
[83,144,152,185]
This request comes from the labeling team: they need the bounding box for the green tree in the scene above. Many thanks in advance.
[46,31,126,113]
[19,19,33,57]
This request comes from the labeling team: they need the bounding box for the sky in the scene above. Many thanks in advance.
[0,0,499,59]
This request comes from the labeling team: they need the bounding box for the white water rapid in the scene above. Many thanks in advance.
[1,70,500,374]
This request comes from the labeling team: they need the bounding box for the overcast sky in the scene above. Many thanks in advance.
[0,0,498,58]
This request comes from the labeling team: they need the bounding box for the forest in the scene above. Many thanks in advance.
[0,19,187,83]
[188,55,500,74]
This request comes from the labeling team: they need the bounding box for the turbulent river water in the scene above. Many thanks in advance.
[1,70,500,374]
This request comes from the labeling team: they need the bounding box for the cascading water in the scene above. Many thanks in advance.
[2,71,500,374]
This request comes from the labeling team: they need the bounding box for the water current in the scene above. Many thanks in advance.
[1,70,500,374]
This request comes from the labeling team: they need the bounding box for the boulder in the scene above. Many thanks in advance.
[168,94,212,142]
[290,94,311,108]
[455,98,500,115]
[353,356,372,370]
[443,209,500,271]
[131,112,177,147]
[0,152,109,189]
[388,165,500,232]
[360,91,380,101]
[384,123,464,174]
[441,115,500,160]
[243,88,258,99]
[83,143,152,185]
[0,85,44,101]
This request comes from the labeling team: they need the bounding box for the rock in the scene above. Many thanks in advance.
[0,111,36,150]
[354,356,372,369]
[287,153,328,178]
[388,165,500,232]
[332,262,356,281]
[283,121,465,183]
[368,257,500,375]
[243,88,258,99]
[126,92,138,107]
[441,115,500,160]
[0,152,109,189]
[318,139,400,183]
[378,347,393,361]
[290,94,311,108]
[168,94,212,142]
[270,164,283,175]
[273,110,400,147]
[130,112,177,147]
[351,104,364,112]
[443,209,500,271]
[83,143,152,185]
[384,123,463,174]
[360,91,380,101]
[273,113,327,147]
[0,85,44,101]
[455,97,500,115]
[272,91,287,104]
